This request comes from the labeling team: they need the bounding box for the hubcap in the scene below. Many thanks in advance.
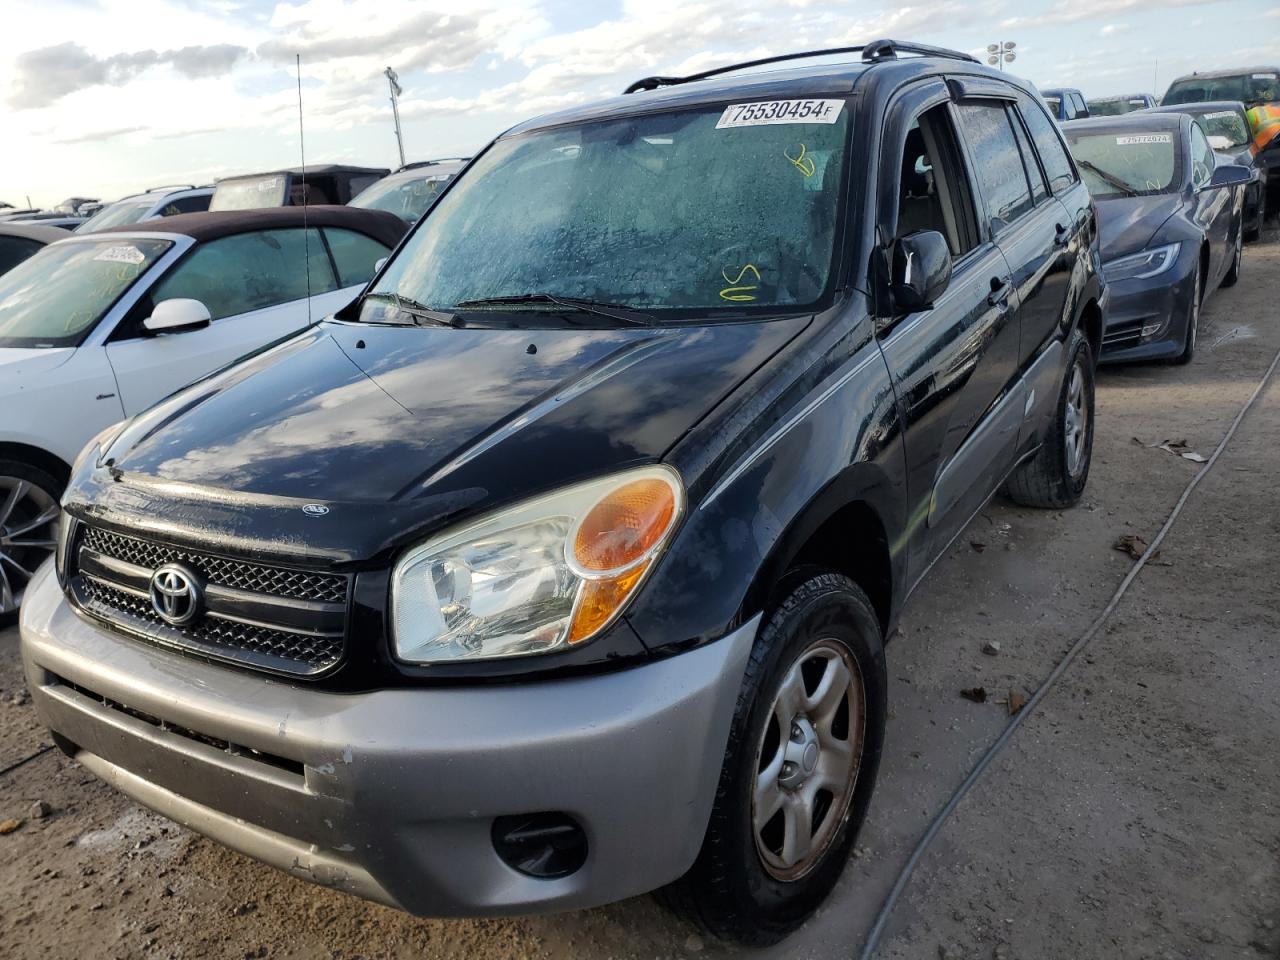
[752,639,865,881]
[1063,362,1089,478]
[0,477,59,616]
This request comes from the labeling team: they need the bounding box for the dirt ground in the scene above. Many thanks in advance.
[1,232,1278,960]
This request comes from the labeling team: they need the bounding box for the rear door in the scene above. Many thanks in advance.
[1189,121,1233,285]
[873,79,1022,579]
[103,227,351,414]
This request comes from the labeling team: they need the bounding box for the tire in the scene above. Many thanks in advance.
[1220,224,1242,288]
[1004,329,1095,509]
[0,460,64,625]
[1173,266,1203,366]
[659,572,887,946]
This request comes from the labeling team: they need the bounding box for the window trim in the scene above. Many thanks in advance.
[1016,93,1080,196]
[1006,103,1050,204]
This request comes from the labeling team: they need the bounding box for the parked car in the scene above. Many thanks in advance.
[1042,86,1090,121]
[21,40,1104,945]
[349,159,468,223]
[1162,67,1280,110]
[51,197,99,216]
[0,212,86,229]
[75,186,213,234]
[0,205,406,617]
[210,165,389,212]
[1087,93,1157,116]
[1145,101,1269,236]
[1063,114,1249,365]
[0,222,65,276]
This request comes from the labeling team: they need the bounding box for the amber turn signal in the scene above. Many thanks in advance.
[571,478,677,575]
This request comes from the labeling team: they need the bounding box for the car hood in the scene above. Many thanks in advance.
[1095,193,1182,262]
[0,347,75,387]
[75,316,808,564]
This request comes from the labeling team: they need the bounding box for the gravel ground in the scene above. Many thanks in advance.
[1,231,1277,960]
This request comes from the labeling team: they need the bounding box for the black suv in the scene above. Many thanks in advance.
[22,40,1104,945]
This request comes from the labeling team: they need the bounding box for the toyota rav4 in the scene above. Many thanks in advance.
[21,40,1105,945]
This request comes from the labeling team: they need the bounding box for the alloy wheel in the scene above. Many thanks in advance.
[1063,360,1090,479]
[752,639,865,881]
[0,477,60,615]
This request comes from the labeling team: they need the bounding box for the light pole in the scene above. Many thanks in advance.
[987,41,1017,71]
[385,67,406,168]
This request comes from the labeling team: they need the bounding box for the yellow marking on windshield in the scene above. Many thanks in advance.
[720,263,761,302]
[785,142,817,178]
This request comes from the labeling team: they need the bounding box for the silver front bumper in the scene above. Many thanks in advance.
[20,562,756,916]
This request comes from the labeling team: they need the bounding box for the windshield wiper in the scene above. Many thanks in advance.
[1076,159,1139,198]
[453,293,656,326]
[364,291,460,327]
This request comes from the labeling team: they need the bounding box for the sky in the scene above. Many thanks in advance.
[1,0,1278,208]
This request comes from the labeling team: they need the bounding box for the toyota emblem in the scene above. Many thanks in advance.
[149,563,203,626]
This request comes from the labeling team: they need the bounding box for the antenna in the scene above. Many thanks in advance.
[297,53,313,326]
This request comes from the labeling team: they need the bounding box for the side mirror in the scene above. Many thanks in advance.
[891,230,953,312]
[1208,163,1252,189]
[143,298,211,335]
[374,257,388,272]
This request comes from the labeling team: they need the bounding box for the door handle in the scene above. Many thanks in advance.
[1053,223,1069,246]
[988,278,1011,308]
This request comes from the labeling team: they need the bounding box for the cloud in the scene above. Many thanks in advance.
[6,41,248,109]
[1100,23,1129,35]
[1002,0,1224,28]
[53,124,148,145]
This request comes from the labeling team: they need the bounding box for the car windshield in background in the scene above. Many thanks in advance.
[370,99,850,322]
[1065,130,1180,199]
[210,175,289,211]
[0,238,170,348]
[1164,72,1279,107]
[76,200,153,233]
[1190,109,1251,147]
[1089,98,1148,117]
[1044,95,1063,114]
[350,174,451,223]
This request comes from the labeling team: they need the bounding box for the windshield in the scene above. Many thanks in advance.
[0,238,171,347]
[1188,109,1250,147]
[370,99,850,323]
[1065,130,1181,199]
[76,199,153,233]
[1089,98,1148,117]
[350,173,452,223]
[1164,72,1279,107]
[210,175,289,211]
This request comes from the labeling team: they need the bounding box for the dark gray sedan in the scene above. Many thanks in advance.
[1063,113,1251,365]
[0,222,66,277]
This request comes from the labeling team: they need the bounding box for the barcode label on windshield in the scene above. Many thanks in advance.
[1116,134,1172,145]
[93,245,146,265]
[717,99,844,128]
[1253,73,1277,80]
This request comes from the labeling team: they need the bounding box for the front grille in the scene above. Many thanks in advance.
[82,527,347,603]
[70,525,350,677]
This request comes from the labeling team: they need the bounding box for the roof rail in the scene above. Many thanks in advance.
[145,184,199,193]
[397,157,470,172]
[623,39,979,95]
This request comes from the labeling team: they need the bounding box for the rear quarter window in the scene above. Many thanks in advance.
[323,228,391,287]
[1018,95,1077,194]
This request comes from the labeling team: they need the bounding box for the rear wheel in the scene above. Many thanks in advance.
[1005,330,1095,509]
[0,461,63,624]
[660,573,886,945]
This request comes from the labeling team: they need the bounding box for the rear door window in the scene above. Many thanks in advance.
[322,228,391,287]
[1008,107,1049,202]
[1018,95,1077,194]
[955,102,1035,230]
[150,228,337,321]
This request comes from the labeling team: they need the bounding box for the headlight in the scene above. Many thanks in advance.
[391,465,684,663]
[1103,242,1181,282]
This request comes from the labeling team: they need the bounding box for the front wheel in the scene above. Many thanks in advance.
[1005,329,1096,508]
[660,573,886,945]
[0,461,64,623]
[1174,266,1203,366]
[1220,224,1243,288]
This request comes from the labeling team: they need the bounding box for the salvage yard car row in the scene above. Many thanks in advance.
[0,37,1276,951]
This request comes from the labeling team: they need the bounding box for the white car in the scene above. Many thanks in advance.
[74,185,215,234]
[0,205,406,616]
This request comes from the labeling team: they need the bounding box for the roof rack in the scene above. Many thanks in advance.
[623,39,979,95]
[145,184,198,193]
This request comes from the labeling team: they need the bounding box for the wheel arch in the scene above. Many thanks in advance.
[0,442,71,488]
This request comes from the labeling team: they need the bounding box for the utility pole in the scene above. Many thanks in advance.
[986,40,1017,71]
[385,67,406,169]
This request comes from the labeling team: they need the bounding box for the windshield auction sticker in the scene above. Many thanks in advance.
[93,245,147,265]
[1116,134,1172,145]
[717,99,844,128]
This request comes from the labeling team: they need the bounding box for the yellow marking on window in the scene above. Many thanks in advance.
[785,142,817,178]
[720,263,761,302]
